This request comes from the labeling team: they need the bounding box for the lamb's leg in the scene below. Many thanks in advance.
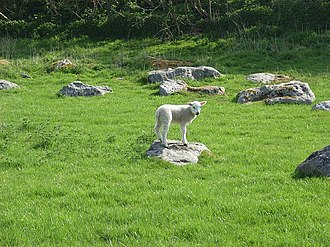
[162,124,170,147]
[180,124,188,146]
[155,120,162,142]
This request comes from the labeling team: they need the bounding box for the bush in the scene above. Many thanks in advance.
[0,20,30,37]
[33,22,61,38]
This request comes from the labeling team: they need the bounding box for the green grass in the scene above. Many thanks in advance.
[0,35,329,246]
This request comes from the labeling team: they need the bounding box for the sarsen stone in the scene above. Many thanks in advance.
[148,66,223,83]
[58,81,112,97]
[246,73,290,84]
[295,145,330,177]
[146,140,210,165]
[312,101,330,111]
[236,81,315,104]
[0,79,19,90]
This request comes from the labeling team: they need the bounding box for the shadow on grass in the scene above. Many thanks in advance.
[135,77,149,86]
[292,171,329,180]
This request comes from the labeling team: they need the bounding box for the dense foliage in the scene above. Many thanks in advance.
[1,0,329,39]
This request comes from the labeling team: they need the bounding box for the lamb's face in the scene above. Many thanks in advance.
[188,101,207,115]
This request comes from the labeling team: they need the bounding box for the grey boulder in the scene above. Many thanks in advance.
[246,73,290,84]
[148,66,223,96]
[236,81,315,105]
[148,66,223,83]
[312,101,330,111]
[146,140,210,165]
[187,85,225,95]
[295,145,330,177]
[159,79,187,96]
[58,81,112,97]
[0,79,19,90]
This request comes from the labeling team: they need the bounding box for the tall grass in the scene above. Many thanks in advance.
[0,34,329,246]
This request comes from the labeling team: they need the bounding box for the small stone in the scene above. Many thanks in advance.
[0,59,10,65]
[0,79,19,90]
[52,59,73,70]
[312,101,330,111]
[21,73,32,79]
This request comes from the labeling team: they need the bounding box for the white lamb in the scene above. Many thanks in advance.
[155,101,207,147]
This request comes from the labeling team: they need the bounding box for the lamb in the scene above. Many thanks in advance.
[155,101,207,147]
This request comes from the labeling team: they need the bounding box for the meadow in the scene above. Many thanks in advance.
[0,34,329,246]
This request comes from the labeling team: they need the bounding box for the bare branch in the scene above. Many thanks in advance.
[0,11,10,20]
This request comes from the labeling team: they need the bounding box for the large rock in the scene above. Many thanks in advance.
[159,79,187,96]
[146,140,210,165]
[295,145,330,177]
[148,66,223,83]
[0,80,19,90]
[58,81,112,97]
[148,66,223,96]
[236,81,315,104]
[246,73,290,84]
[187,85,225,95]
[312,101,330,111]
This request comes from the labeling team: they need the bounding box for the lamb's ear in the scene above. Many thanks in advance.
[200,101,207,106]
[188,102,193,106]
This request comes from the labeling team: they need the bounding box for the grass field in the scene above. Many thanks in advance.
[0,34,329,246]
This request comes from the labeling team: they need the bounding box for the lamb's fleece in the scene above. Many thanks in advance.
[155,101,207,147]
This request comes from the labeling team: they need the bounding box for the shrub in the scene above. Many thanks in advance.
[0,20,30,37]
[33,22,60,38]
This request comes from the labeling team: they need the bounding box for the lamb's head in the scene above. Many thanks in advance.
[188,101,207,116]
